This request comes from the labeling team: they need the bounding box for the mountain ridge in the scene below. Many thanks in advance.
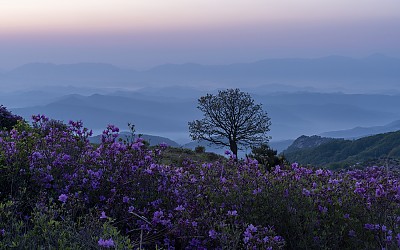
[2,55,400,92]
[283,131,400,168]
[320,120,400,139]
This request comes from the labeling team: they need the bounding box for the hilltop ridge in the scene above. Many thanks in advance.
[283,130,400,168]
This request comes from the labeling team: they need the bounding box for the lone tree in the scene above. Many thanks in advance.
[188,88,271,158]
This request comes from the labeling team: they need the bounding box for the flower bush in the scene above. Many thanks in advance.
[0,114,399,249]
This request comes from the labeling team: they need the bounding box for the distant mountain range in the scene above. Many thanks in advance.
[89,132,180,148]
[270,120,400,153]
[134,54,400,90]
[320,120,400,139]
[2,55,400,149]
[12,93,200,136]
[1,55,400,92]
[283,131,400,168]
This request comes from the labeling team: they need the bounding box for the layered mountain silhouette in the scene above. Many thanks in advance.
[1,55,400,92]
[3,55,400,152]
[320,120,400,139]
[11,90,400,143]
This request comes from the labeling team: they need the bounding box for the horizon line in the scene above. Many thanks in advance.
[1,53,396,72]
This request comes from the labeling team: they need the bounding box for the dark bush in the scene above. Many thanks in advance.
[195,145,205,153]
[0,105,23,131]
[248,143,285,171]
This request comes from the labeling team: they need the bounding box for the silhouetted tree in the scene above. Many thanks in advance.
[0,105,23,131]
[188,89,271,158]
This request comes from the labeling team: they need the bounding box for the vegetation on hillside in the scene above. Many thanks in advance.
[284,131,400,168]
[1,112,400,249]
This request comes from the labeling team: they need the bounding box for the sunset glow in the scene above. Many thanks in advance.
[2,0,399,33]
[0,0,399,69]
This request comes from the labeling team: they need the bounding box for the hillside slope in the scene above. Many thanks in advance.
[283,131,400,168]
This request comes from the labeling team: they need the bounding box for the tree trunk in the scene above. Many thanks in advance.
[229,140,238,160]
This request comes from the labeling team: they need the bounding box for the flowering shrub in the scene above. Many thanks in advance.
[0,115,399,249]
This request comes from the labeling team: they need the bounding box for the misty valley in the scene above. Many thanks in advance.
[2,55,400,147]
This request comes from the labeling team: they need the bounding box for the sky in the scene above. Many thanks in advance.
[0,0,399,70]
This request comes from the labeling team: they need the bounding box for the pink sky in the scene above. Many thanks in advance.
[0,0,399,69]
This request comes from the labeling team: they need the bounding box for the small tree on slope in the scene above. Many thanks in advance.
[188,88,271,159]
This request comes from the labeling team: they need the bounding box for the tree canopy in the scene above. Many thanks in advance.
[188,88,271,158]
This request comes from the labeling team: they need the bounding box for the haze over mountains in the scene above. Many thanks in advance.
[1,54,400,93]
[320,120,400,139]
[9,89,400,144]
[2,55,400,150]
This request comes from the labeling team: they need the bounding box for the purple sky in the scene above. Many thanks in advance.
[1,0,399,70]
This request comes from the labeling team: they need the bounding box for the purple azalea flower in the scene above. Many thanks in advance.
[122,196,129,203]
[100,211,107,219]
[227,210,238,216]
[209,229,217,239]
[98,238,115,248]
[175,205,185,211]
[252,187,262,194]
[247,224,257,233]
[318,205,328,214]
[31,151,43,160]
[302,188,311,197]
[58,194,68,203]
[364,224,375,230]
